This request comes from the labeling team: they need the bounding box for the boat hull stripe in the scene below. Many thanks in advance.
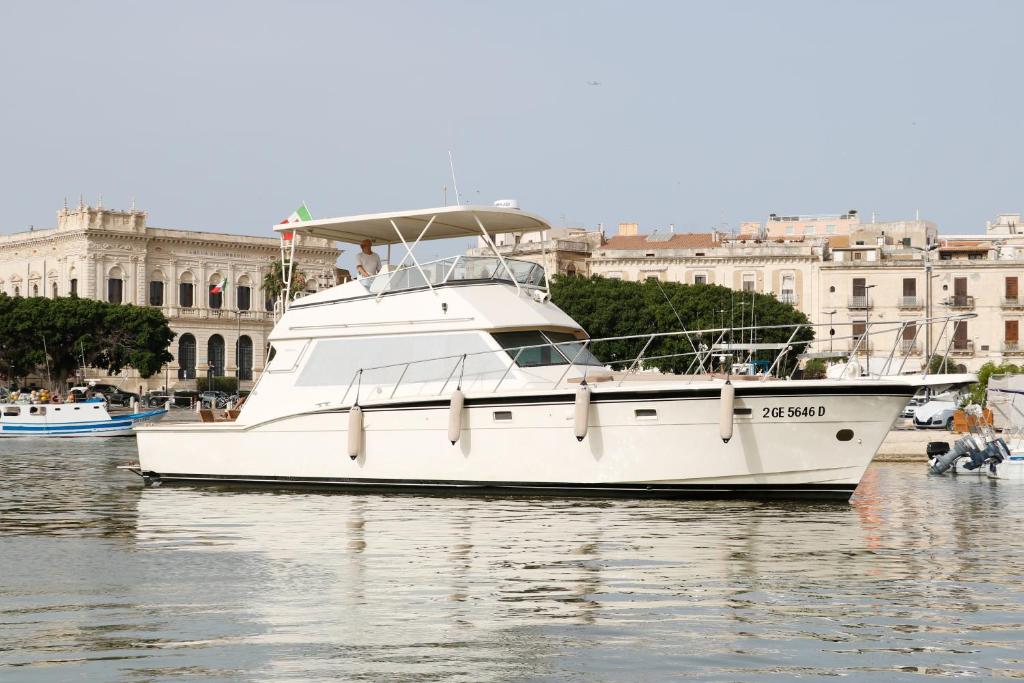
[141,472,858,500]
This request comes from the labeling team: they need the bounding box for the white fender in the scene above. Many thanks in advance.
[720,381,735,443]
[348,405,363,459]
[448,389,465,444]
[574,382,591,441]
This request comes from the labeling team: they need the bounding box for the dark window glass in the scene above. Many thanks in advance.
[265,295,275,312]
[51,282,58,297]
[180,283,194,308]
[70,279,77,296]
[108,278,123,304]
[208,335,225,376]
[237,286,251,311]
[177,334,196,379]
[149,281,164,306]
[209,288,222,309]
[237,336,253,380]
[492,331,603,368]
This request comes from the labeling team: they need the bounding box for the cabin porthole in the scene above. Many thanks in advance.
[836,429,854,442]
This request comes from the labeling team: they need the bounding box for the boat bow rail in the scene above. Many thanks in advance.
[329,312,979,407]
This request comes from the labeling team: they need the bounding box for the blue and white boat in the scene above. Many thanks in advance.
[0,400,168,437]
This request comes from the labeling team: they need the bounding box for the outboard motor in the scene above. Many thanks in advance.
[929,435,1009,475]
[929,436,978,475]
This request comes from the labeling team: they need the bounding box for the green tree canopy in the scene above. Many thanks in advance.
[0,295,175,390]
[549,276,814,374]
[262,259,306,305]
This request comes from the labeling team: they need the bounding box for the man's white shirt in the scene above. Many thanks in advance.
[357,251,382,277]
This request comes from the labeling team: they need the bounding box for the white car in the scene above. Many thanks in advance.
[913,400,958,430]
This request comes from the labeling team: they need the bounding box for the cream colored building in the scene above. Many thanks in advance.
[0,202,340,390]
[580,213,1024,372]
[472,226,604,277]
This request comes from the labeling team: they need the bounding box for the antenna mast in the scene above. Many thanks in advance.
[448,151,463,206]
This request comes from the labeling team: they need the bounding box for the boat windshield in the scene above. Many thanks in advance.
[359,256,545,295]
[491,331,605,367]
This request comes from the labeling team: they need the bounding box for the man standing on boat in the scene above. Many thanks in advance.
[356,239,381,278]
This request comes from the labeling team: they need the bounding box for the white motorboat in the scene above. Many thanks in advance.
[133,205,975,500]
[1,399,168,437]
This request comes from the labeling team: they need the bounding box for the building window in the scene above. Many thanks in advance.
[645,274,660,281]
[209,275,224,309]
[237,285,251,311]
[742,274,755,291]
[606,271,623,280]
[107,278,123,304]
[209,287,223,309]
[264,295,276,312]
[32,284,39,296]
[785,226,795,236]
[51,282,57,297]
[826,224,836,234]
[902,237,912,247]
[805,226,816,236]
[694,274,707,285]
[208,334,225,377]
[177,334,196,379]
[237,335,253,381]
[14,286,20,297]
[70,279,77,297]
[179,283,194,308]
[149,281,164,306]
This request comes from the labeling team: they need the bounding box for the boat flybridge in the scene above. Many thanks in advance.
[133,205,976,500]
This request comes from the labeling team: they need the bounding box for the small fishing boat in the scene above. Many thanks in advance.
[0,399,167,437]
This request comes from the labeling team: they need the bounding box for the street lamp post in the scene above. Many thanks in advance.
[909,243,939,361]
[825,310,837,354]
[864,285,876,361]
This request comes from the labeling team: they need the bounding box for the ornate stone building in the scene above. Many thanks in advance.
[0,202,340,390]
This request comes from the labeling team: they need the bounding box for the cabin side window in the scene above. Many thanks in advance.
[491,331,604,368]
[3,406,20,416]
[294,333,506,388]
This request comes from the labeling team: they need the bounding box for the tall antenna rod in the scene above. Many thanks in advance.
[448,151,463,206]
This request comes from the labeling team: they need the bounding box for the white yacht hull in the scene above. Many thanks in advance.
[135,383,915,500]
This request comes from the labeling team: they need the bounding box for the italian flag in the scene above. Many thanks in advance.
[210,276,227,295]
[279,203,313,241]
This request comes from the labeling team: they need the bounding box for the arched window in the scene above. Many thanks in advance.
[32,283,39,296]
[209,273,224,310]
[14,286,20,297]
[265,294,276,312]
[51,282,58,298]
[108,266,124,304]
[237,335,253,380]
[566,263,577,277]
[237,275,252,311]
[177,334,197,379]
[208,334,225,377]
[179,272,194,308]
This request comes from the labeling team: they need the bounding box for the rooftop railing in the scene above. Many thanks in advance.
[358,255,546,296]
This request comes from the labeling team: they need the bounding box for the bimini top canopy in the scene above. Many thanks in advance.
[272,205,553,245]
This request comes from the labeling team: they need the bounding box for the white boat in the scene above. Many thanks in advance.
[133,205,975,500]
[0,399,168,437]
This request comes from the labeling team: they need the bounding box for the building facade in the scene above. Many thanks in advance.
[0,202,340,390]
[523,212,1024,372]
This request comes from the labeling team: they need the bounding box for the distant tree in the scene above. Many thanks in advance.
[549,276,813,374]
[802,358,828,379]
[0,295,175,390]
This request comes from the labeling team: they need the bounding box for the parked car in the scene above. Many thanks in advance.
[68,383,140,407]
[913,400,958,430]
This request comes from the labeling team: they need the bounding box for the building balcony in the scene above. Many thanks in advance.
[1003,341,1024,356]
[1002,297,1024,309]
[900,340,921,355]
[897,296,923,309]
[848,296,872,309]
[950,340,974,356]
[779,291,798,305]
[944,295,975,309]
[165,307,270,322]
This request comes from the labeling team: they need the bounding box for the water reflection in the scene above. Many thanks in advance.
[2,438,1024,680]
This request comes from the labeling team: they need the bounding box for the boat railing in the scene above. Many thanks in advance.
[357,255,546,297]
[336,312,977,406]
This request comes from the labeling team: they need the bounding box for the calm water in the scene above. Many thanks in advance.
[1,440,1023,682]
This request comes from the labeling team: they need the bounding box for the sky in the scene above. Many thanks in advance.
[1,0,1021,257]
